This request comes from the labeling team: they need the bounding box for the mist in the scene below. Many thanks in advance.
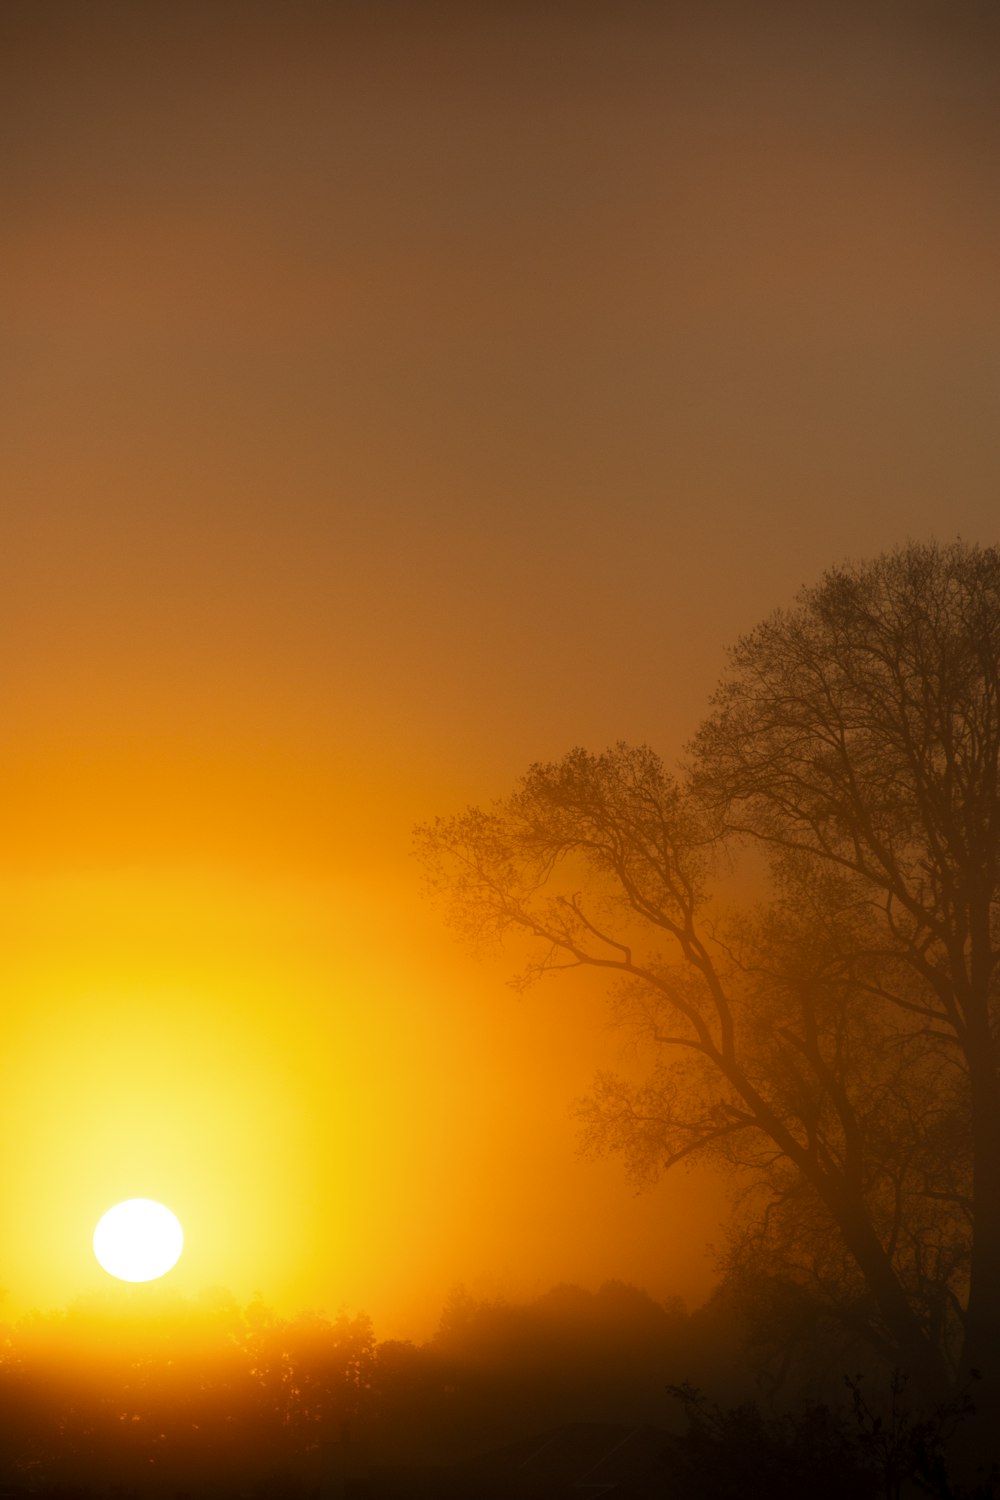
[3,1,999,1495]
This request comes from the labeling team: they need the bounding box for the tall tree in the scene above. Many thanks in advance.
[416,542,1000,1413]
[694,541,1000,1395]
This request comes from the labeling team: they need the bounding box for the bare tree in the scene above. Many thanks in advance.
[693,541,1000,1398]
[416,542,1000,1417]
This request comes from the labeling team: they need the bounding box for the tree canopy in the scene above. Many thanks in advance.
[417,541,1000,1420]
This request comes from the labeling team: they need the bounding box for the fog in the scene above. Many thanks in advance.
[2,3,999,1494]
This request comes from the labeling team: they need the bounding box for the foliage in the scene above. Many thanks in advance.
[2,1282,994,1497]
[0,1283,699,1493]
[665,1380,876,1500]
[0,1293,377,1497]
[665,1373,998,1500]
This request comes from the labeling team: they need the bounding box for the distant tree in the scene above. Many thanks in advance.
[426,1282,693,1446]
[0,1294,384,1496]
[416,542,1000,1425]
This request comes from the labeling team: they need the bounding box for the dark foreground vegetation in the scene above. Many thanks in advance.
[0,1280,995,1499]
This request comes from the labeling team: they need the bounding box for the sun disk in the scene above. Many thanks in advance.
[93,1199,184,1283]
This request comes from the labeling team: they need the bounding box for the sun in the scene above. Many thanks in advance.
[93,1199,184,1283]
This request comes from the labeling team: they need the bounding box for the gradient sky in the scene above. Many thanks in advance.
[2,0,998,1338]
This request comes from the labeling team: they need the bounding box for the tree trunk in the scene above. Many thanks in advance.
[823,1181,953,1406]
[957,1030,1000,1472]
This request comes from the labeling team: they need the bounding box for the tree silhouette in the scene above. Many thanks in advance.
[0,1294,381,1497]
[694,543,999,1393]
[0,1286,703,1491]
[417,542,1000,1426]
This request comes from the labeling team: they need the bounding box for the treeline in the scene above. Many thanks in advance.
[0,1276,797,1497]
[0,1274,971,1498]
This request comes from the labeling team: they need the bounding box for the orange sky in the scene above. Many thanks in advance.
[1,0,998,1339]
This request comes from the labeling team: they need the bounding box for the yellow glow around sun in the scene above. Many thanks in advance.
[93,1199,184,1283]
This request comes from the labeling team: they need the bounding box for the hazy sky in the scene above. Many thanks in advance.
[2,0,998,1337]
